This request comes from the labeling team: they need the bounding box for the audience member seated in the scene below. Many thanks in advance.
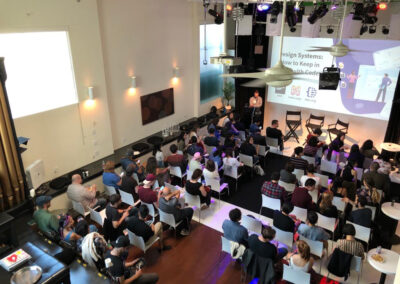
[290,147,309,172]
[261,171,288,203]
[188,152,203,172]
[106,194,132,231]
[103,161,122,189]
[158,187,193,236]
[207,106,219,120]
[325,133,347,163]
[339,161,357,201]
[306,128,325,148]
[177,131,187,152]
[165,144,186,171]
[328,178,347,198]
[298,211,330,243]
[266,119,284,151]
[81,232,108,271]
[356,176,381,205]
[222,208,249,247]
[59,214,81,243]
[374,151,391,175]
[248,226,288,261]
[233,113,246,131]
[224,132,238,150]
[33,196,59,235]
[273,202,295,233]
[348,144,364,168]
[222,112,234,128]
[153,144,164,168]
[223,148,243,176]
[189,124,199,140]
[120,149,145,181]
[251,128,267,147]
[304,136,319,158]
[226,120,239,136]
[280,162,297,184]
[67,174,107,211]
[138,174,161,205]
[209,146,223,168]
[239,136,259,164]
[334,224,365,259]
[317,192,338,219]
[146,156,169,185]
[187,136,204,156]
[287,240,314,273]
[291,178,317,210]
[360,139,380,159]
[203,160,220,180]
[208,118,220,135]
[249,119,261,135]
[127,205,170,252]
[186,169,211,208]
[120,164,139,201]
[300,164,320,188]
[203,127,220,147]
[362,162,390,194]
[105,236,159,284]
[348,196,372,228]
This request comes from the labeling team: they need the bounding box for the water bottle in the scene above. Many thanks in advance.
[377,246,382,254]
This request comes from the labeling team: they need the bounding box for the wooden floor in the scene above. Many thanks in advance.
[127,222,244,284]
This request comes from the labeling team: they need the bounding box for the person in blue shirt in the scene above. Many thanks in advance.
[222,208,249,247]
[209,146,223,168]
[102,161,122,189]
[120,149,145,181]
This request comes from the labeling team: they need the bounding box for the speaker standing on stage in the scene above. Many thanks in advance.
[249,90,263,108]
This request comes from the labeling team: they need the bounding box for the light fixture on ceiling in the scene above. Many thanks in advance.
[85,86,95,108]
[286,3,297,32]
[208,5,223,24]
[378,2,388,10]
[327,25,334,34]
[129,76,137,95]
[363,3,378,24]
[352,3,364,21]
[382,26,389,34]
[270,1,281,23]
[172,67,180,84]
[360,24,368,35]
[308,3,328,24]
[369,25,377,34]
[257,3,270,12]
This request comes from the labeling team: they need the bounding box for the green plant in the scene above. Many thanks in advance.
[222,81,234,106]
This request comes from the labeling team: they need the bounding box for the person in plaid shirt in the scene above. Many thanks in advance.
[261,172,288,202]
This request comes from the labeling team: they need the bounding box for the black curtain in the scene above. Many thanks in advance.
[384,71,400,143]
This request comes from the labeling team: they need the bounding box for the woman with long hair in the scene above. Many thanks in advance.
[145,156,169,185]
[348,144,364,168]
[357,176,381,205]
[203,159,219,180]
[325,133,346,162]
[360,139,380,159]
[317,192,338,218]
[288,240,314,272]
[59,215,81,243]
[186,169,211,208]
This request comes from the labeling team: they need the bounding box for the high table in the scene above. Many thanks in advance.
[380,142,400,152]
[367,248,399,284]
[390,171,400,184]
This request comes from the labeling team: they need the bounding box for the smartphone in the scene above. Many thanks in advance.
[159,186,165,191]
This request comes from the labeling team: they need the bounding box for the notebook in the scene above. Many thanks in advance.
[0,249,32,271]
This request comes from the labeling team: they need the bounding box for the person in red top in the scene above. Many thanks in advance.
[165,144,186,171]
[138,174,162,204]
[291,178,317,210]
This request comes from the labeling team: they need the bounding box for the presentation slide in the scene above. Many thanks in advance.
[267,37,400,120]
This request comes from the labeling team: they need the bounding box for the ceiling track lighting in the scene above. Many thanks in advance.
[360,24,368,35]
[369,25,377,34]
[327,25,334,34]
[352,3,364,21]
[208,5,223,25]
[269,1,281,24]
[382,26,389,35]
[286,3,297,32]
[308,3,328,24]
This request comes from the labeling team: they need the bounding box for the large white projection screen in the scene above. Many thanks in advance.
[267,37,399,121]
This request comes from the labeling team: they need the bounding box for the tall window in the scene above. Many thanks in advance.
[0,31,78,119]
[200,24,224,103]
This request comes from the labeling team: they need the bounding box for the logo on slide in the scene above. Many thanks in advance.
[291,85,301,96]
[306,87,317,98]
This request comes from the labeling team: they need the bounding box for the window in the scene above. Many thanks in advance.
[200,24,224,103]
[0,31,78,118]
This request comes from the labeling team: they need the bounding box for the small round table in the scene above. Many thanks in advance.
[381,202,400,220]
[367,248,399,284]
[380,142,400,152]
[390,171,400,184]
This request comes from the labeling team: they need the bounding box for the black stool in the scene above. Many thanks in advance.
[284,111,302,143]
[305,114,325,134]
[327,119,349,142]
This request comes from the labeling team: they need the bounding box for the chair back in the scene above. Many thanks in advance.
[132,173,139,184]
[198,126,208,137]
[257,145,268,156]
[223,162,239,179]
[302,155,316,166]
[205,145,215,155]
[72,200,87,216]
[104,185,117,196]
[286,110,302,121]
[273,226,294,249]
[336,119,349,131]
[119,190,135,206]
[350,255,362,273]
[204,176,222,193]
[177,150,183,155]
[355,167,363,181]
[308,114,324,126]
[283,264,311,284]
[185,191,201,208]
[299,235,324,257]
[321,159,337,175]
[293,169,304,182]
[266,137,279,148]
[241,215,263,235]
[365,205,377,220]
[292,206,307,222]
[346,221,371,243]
[219,136,225,145]
[159,208,177,227]
[142,202,157,218]
[127,229,146,251]
[362,157,373,169]
[316,213,336,233]
[332,196,346,212]
[89,207,105,226]
[221,236,231,255]
[164,182,180,192]
[309,189,318,203]
[314,173,329,189]
[278,180,296,193]
[170,166,184,178]
[239,153,253,168]
[218,116,226,127]
[261,194,281,211]
[239,130,246,141]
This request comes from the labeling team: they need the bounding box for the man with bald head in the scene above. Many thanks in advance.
[158,186,193,236]
[67,174,107,211]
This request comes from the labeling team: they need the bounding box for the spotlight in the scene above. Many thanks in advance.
[360,24,368,35]
[364,3,378,24]
[327,26,334,34]
[208,7,223,24]
[319,66,340,90]
[226,4,233,11]
[286,3,297,32]
[382,26,389,34]
[270,1,281,23]
[369,25,376,34]
[378,2,388,10]
[352,3,364,21]
[257,4,270,12]
[294,2,301,11]
[308,4,328,24]
[296,5,305,23]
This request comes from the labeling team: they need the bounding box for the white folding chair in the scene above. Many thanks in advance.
[256,145,269,157]
[259,195,281,217]
[332,196,346,212]
[142,202,158,218]
[223,163,242,191]
[283,264,311,284]
[89,207,106,226]
[241,215,263,235]
[169,166,186,186]
[164,182,180,192]
[71,200,90,217]
[198,126,208,137]
[119,190,135,206]
[184,191,202,223]
[204,176,229,204]
[293,168,304,182]
[239,130,246,141]
[221,236,232,255]
[159,208,182,238]
[127,229,159,253]
[292,206,307,223]
[177,150,183,155]
[104,185,117,196]
[327,255,362,284]
[132,173,139,184]
[309,189,318,203]
[278,180,296,193]
[266,137,281,154]
[273,226,294,249]
[219,136,225,146]
[314,173,329,189]
[347,221,371,248]
[239,153,257,178]
[355,167,363,181]
[299,235,324,272]
[205,145,216,155]
[321,159,338,175]
[316,213,336,238]
[302,155,316,166]
[186,170,194,182]
[365,205,377,221]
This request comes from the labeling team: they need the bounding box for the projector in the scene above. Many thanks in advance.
[210,55,242,66]
[319,66,340,90]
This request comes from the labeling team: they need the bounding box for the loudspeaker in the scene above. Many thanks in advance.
[319,67,340,90]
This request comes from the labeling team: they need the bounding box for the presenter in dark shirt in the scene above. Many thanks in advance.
[248,226,287,261]
[266,120,284,151]
[273,202,296,232]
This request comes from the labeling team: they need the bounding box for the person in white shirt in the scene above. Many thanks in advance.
[223,148,243,177]
[300,164,320,188]
[203,159,220,181]
[153,144,164,168]
[189,152,202,172]
[249,90,263,108]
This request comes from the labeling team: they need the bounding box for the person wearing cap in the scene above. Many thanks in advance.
[105,236,159,284]
[67,174,107,211]
[120,149,145,181]
[158,187,193,236]
[188,152,202,173]
[33,195,60,234]
[138,174,162,205]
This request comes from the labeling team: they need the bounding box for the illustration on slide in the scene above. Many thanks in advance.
[346,71,360,99]
[375,73,392,103]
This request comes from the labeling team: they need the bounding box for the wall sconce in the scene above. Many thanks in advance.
[84,86,95,108]
[172,67,180,84]
[129,76,137,95]
[88,86,94,100]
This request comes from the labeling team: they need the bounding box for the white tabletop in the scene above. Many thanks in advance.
[367,248,399,274]
[390,171,400,184]
[381,202,400,220]
[380,142,400,152]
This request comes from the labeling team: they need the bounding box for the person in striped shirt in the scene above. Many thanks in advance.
[290,146,309,172]
[334,224,365,259]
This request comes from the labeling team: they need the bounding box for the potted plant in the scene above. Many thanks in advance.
[222,81,234,110]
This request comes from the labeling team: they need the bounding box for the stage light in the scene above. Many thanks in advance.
[319,66,340,90]
[360,24,368,35]
[294,2,301,11]
[257,4,270,12]
[286,3,297,32]
[308,4,328,24]
[208,8,223,24]
[226,4,233,11]
[382,26,389,34]
[378,2,387,10]
[296,5,305,23]
[364,3,378,24]
[352,3,364,21]
[270,1,281,24]
[369,25,376,34]
[327,26,334,34]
